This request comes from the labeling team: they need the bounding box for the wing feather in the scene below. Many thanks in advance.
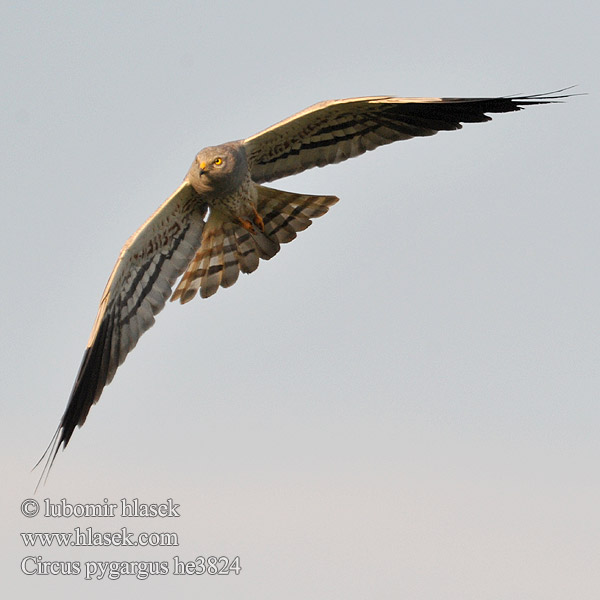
[244,90,573,184]
[37,182,207,485]
[171,187,338,304]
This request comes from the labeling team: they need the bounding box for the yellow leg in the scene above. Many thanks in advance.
[237,207,264,234]
[252,206,265,232]
[237,217,255,234]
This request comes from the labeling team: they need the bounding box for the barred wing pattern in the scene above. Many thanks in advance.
[243,92,571,184]
[38,183,207,483]
[39,89,574,486]
[171,186,338,303]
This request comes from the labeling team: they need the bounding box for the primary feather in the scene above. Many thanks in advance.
[37,89,573,486]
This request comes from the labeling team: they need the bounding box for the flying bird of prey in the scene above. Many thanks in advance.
[38,90,572,483]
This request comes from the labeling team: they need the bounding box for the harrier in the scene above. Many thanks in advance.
[38,90,572,483]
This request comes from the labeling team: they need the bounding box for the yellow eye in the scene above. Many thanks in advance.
[213,157,223,166]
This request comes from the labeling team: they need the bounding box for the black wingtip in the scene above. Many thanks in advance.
[509,86,584,104]
[32,318,111,491]
[33,423,65,493]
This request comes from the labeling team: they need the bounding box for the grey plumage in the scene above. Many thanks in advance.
[36,89,573,486]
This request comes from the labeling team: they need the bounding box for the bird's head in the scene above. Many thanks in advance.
[186,142,248,198]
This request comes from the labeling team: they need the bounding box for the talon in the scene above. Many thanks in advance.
[252,207,265,232]
[237,217,256,234]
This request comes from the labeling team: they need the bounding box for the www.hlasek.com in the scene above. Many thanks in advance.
[21,527,178,547]
[20,497,241,579]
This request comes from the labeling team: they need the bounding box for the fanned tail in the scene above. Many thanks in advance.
[171,185,339,303]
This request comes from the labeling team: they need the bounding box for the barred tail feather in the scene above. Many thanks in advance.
[171,185,338,303]
[257,185,338,244]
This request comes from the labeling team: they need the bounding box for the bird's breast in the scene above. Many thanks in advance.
[208,175,258,220]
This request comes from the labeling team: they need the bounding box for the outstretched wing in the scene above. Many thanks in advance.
[37,182,207,484]
[244,90,572,184]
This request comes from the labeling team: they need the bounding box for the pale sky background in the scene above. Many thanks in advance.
[2,1,598,598]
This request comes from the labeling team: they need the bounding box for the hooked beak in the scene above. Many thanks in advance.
[196,158,207,175]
